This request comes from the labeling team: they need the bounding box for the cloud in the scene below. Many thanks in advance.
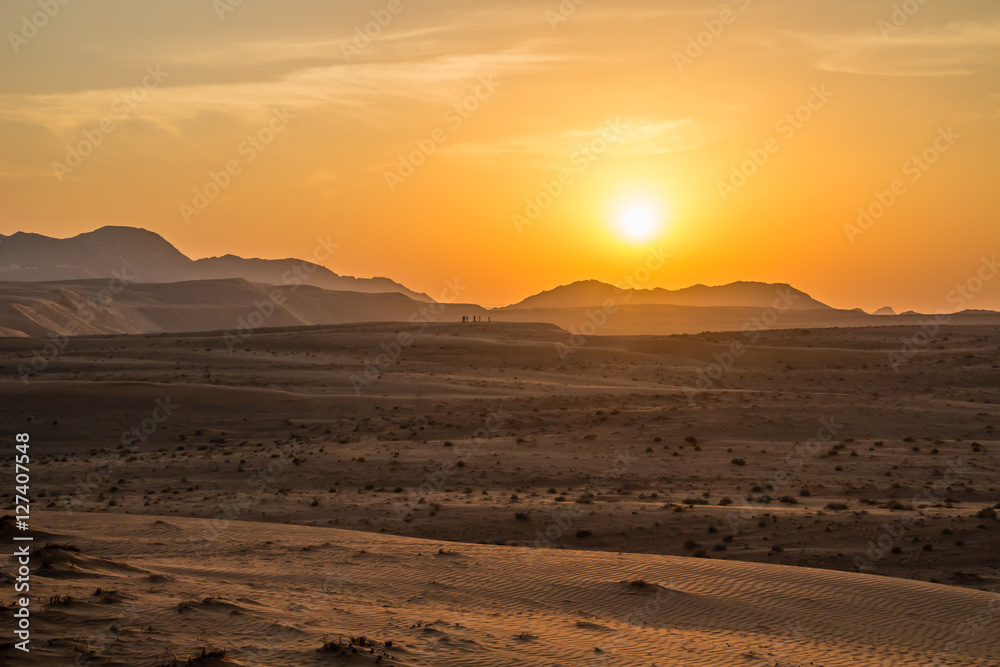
[0,43,567,135]
[788,21,1000,77]
[441,117,704,167]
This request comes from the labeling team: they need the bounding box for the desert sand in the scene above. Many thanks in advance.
[1,321,999,664]
[4,510,998,666]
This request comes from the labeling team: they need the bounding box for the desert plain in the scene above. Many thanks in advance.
[1,320,998,665]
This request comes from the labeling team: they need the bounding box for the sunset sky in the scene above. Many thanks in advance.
[1,0,998,311]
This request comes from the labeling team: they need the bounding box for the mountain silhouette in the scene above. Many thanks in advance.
[0,226,433,302]
[504,279,831,311]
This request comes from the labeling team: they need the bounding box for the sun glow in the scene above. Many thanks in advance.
[614,199,663,242]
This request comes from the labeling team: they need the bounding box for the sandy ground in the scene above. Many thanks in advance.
[1,321,998,664]
[5,511,999,666]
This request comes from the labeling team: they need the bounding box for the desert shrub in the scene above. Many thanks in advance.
[184,648,226,664]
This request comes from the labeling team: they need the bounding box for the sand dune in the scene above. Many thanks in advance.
[9,511,998,666]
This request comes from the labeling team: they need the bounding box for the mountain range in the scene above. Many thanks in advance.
[1,226,835,311]
[506,279,830,311]
[0,226,433,302]
[2,226,996,339]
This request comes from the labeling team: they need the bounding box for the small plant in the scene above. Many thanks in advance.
[730,458,746,466]
[184,648,226,665]
[825,502,848,511]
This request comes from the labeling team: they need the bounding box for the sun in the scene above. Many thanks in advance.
[614,200,661,242]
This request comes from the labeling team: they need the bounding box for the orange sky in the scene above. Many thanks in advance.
[1,0,998,311]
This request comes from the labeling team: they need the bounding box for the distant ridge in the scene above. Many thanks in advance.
[0,278,482,338]
[0,226,434,302]
[504,279,832,311]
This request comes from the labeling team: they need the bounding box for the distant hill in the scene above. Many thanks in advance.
[0,226,433,302]
[873,306,897,316]
[504,280,831,311]
[0,278,482,338]
[2,277,999,339]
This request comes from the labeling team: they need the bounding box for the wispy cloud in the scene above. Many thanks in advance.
[442,117,704,166]
[788,21,1000,77]
[0,44,566,135]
